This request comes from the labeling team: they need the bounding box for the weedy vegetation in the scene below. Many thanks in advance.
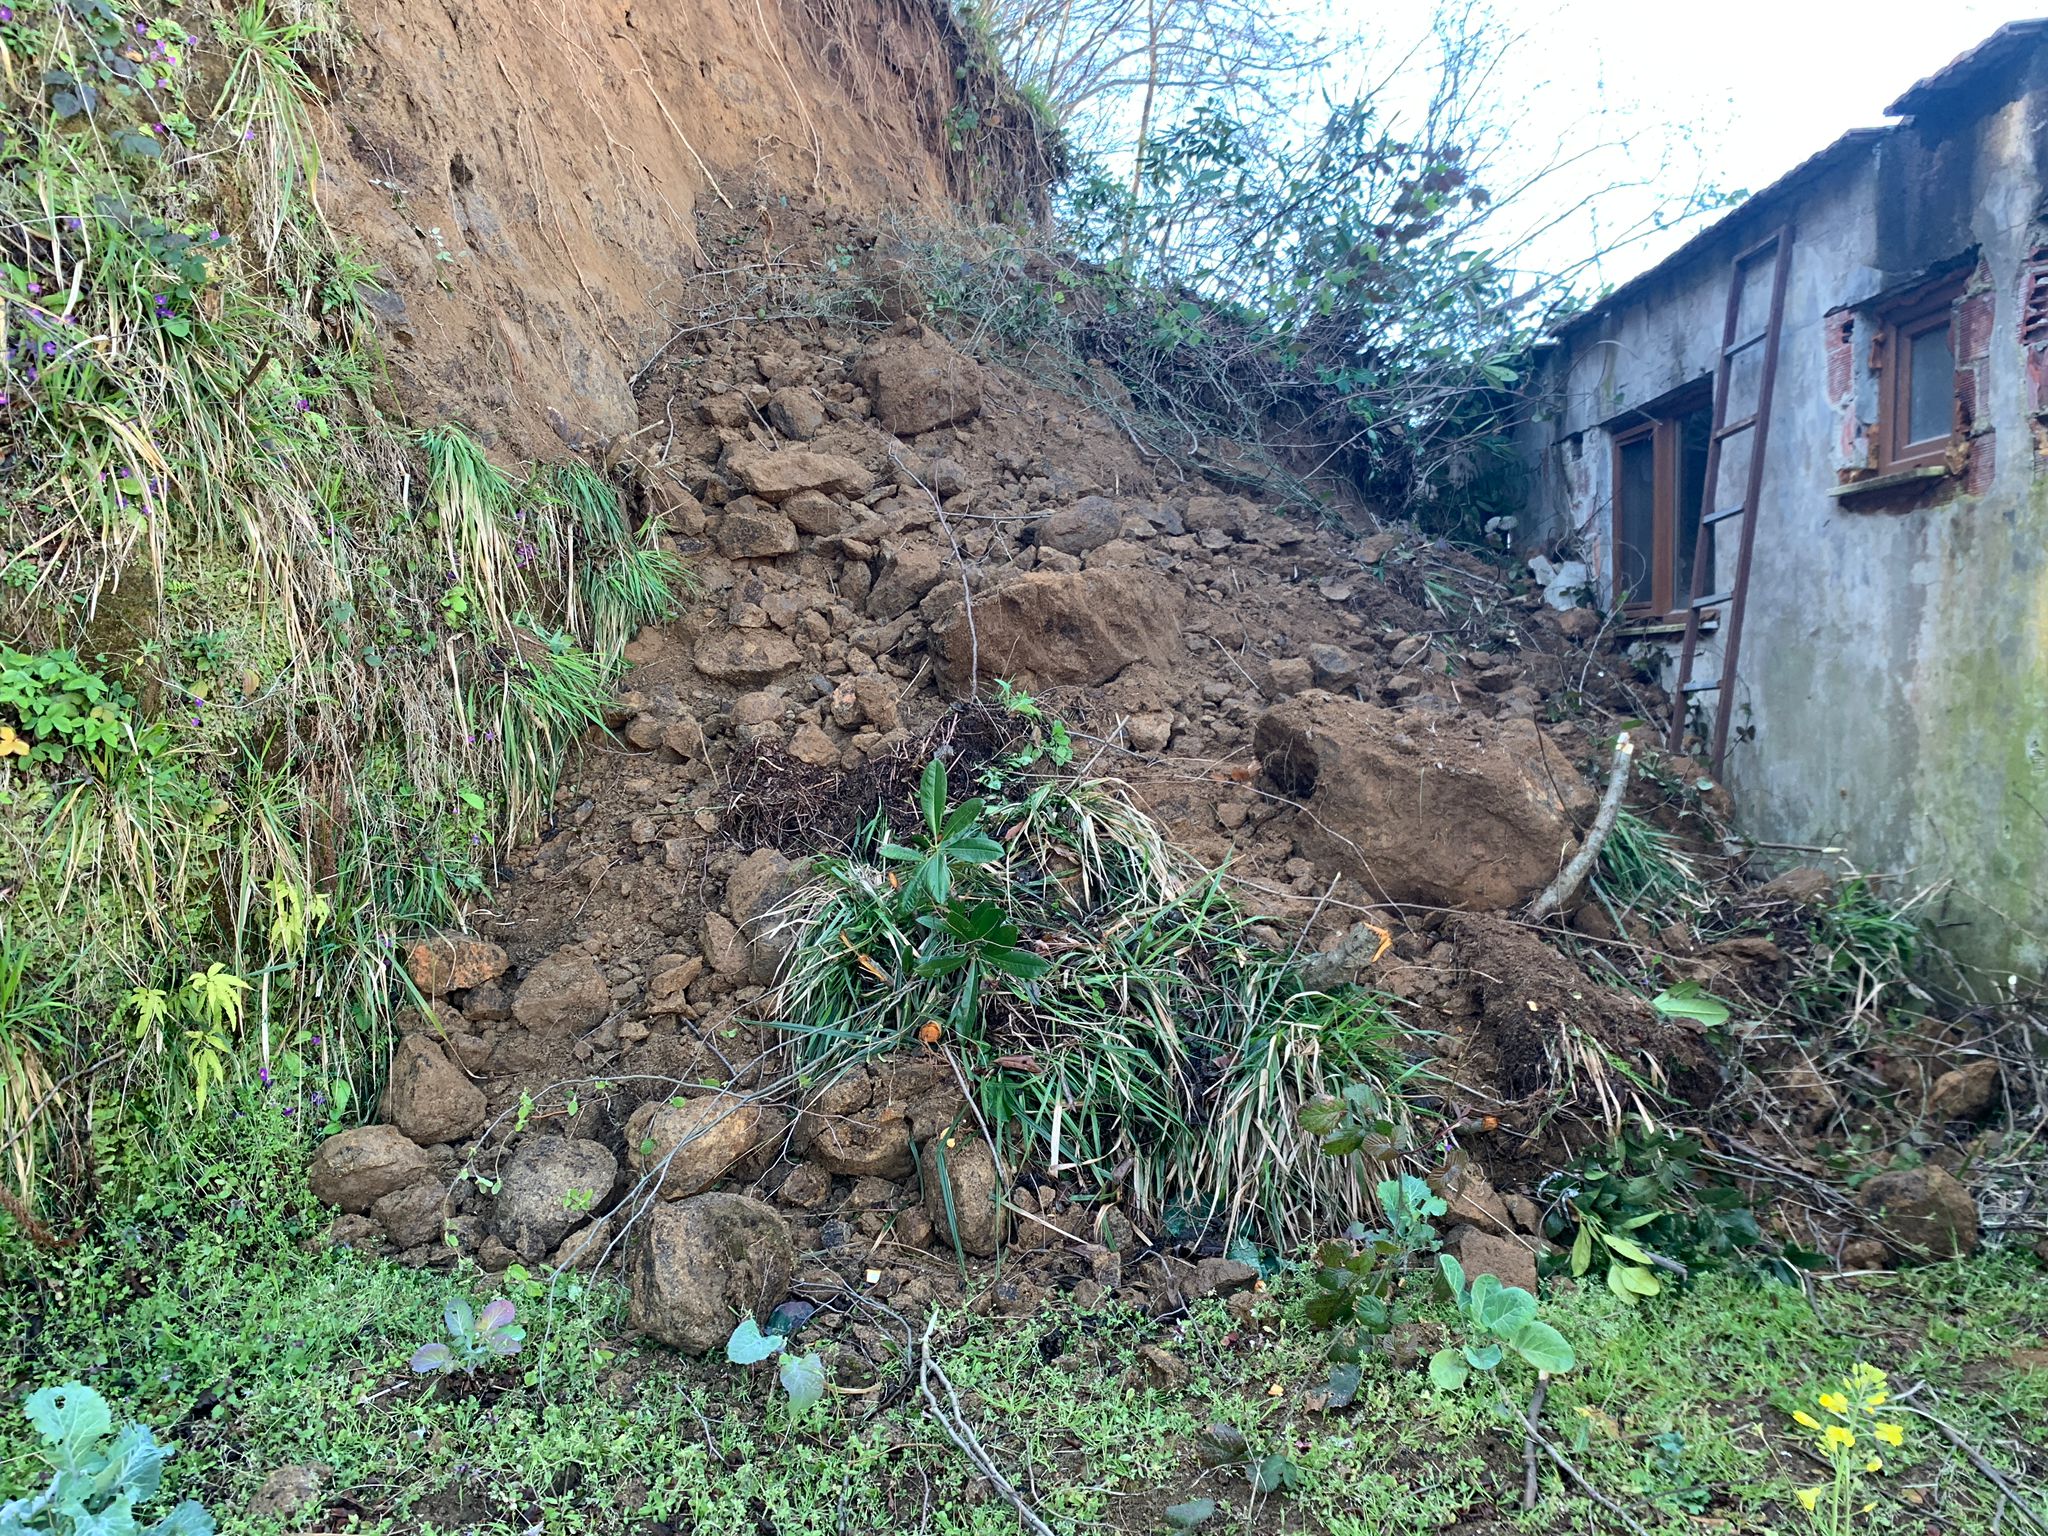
[0,0,686,1218]
[773,756,1425,1244]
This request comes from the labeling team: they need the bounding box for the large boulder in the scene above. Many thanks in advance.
[402,934,510,996]
[380,1035,485,1145]
[511,947,611,1037]
[309,1126,432,1214]
[624,1095,787,1200]
[852,334,983,437]
[721,443,874,502]
[1857,1165,1979,1260]
[920,1132,1003,1257]
[931,569,1185,695]
[493,1137,618,1260]
[1252,692,1595,910]
[629,1193,795,1353]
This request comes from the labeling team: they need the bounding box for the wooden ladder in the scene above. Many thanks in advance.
[1666,224,1796,773]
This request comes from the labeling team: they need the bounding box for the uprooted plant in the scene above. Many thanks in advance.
[772,753,1425,1243]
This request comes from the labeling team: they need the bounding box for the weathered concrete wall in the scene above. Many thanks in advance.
[1522,61,2048,981]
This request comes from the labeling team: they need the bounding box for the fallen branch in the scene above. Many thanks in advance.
[1527,730,1634,922]
[1518,1383,1651,1536]
[919,1314,1057,1536]
[1893,1384,2048,1535]
[1522,1374,1549,1509]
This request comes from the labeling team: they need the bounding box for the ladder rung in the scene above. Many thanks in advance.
[1724,331,1769,358]
[1682,678,1721,695]
[1692,590,1734,610]
[1713,415,1758,441]
[1703,501,1748,526]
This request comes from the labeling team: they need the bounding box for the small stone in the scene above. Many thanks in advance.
[716,507,799,561]
[1039,496,1120,555]
[920,1133,1003,1257]
[723,444,874,502]
[1137,1343,1190,1391]
[1266,657,1313,695]
[625,1095,785,1200]
[767,387,827,440]
[380,1036,485,1146]
[1190,1257,1259,1297]
[1556,606,1600,640]
[1440,1225,1538,1293]
[511,947,610,1037]
[1856,1165,1979,1260]
[402,934,509,996]
[702,913,746,975]
[776,1164,832,1210]
[629,1193,796,1354]
[248,1464,330,1522]
[782,489,842,536]
[493,1137,618,1260]
[1306,643,1361,687]
[370,1178,448,1248]
[788,722,840,766]
[1126,712,1173,754]
[309,1126,432,1214]
[693,629,802,684]
[1928,1059,2001,1121]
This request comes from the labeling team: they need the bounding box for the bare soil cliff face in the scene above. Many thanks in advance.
[316,0,978,454]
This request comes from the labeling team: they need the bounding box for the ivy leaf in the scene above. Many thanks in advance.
[1650,982,1731,1027]
[1508,1319,1576,1374]
[777,1351,826,1413]
[725,1317,784,1365]
[1427,1348,1470,1391]
[1164,1498,1218,1530]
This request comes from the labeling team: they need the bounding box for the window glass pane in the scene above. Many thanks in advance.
[1616,435,1655,607]
[1906,320,1954,446]
[1673,405,1712,604]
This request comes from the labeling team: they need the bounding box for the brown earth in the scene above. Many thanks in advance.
[298,1,2006,1340]
[315,0,1046,456]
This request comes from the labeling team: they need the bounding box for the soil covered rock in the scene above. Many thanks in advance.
[629,1193,796,1353]
[1253,692,1594,910]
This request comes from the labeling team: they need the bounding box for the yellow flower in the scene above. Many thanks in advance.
[1797,1489,1821,1512]
[1819,1392,1850,1415]
[1823,1426,1856,1453]
[0,725,27,758]
[1848,1363,1889,1391]
[1793,1410,1822,1430]
[1862,1392,1889,1410]
[1874,1423,1904,1448]
[1866,1456,1884,1473]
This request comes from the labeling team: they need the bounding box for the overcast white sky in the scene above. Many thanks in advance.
[1470,0,2048,284]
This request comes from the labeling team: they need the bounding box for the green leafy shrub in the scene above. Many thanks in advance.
[1538,1125,1816,1292]
[409,1296,525,1376]
[0,1381,212,1535]
[726,1306,826,1417]
[776,754,1422,1243]
[1426,1254,1574,1391]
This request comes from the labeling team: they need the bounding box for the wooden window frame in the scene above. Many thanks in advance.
[1610,388,1710,621]
[1875,276,1963,471]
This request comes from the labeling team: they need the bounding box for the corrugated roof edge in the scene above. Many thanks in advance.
[1550,130,1886,338]
[1886,17,2048,116]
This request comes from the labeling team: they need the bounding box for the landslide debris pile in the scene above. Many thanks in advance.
[307,221,2008,1352]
